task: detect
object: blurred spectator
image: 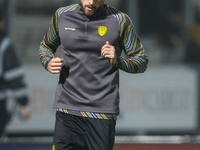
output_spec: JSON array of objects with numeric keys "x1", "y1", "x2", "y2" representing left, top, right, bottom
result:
[
  {"x1": 185, "y1": 8, "x2": 200, "y2": 64},
  {"x1": 138, "y1": 0, "x2": 185, "y2": 62},
  {"x1": 105, "y1": 0, "x2": 120, "y2": 8},
  {"x1": 0, "y1": 8, "x2": 30, "y2": 137},
  {"x1": 155, "y1": 0, "x2": 185, "y2": 62},
  {"x1": 156, "y1": 0, "x2": 185, "y2": 49}
]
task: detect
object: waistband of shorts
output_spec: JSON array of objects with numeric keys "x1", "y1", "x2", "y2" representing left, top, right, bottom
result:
[{"x1": 56, "y1": 108, "x2": 117, "y2": 120}]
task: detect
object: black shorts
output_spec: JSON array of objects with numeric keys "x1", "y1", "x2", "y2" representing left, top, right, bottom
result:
[{"x1": 52, "y1": 111, "x2": 116, "y2": 150}]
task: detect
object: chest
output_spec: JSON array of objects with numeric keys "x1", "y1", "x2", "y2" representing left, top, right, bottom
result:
[{"x1": 57, "y1": 12, "x2": 121, "y2": 53}]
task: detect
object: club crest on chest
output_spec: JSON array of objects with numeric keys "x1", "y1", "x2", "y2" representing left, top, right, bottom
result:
[{"x1": 98, "y1": 26, "x2": 108, "y2": 36}]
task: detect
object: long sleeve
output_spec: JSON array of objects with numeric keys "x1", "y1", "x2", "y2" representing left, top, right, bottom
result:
[
  {"x1": 39, "y1": 8, "x2": 61, "y2": 70},
  {"x1": 117, "y1": 13, "x2": 148, "y2": 73}
]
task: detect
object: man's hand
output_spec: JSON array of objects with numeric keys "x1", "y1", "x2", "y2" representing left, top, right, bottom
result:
[
  {"x1": 47, "y1": 57, "x2": 64, "y2": 74},
  {"x1": 101, "y1": 41, "x2": 117, "y2": 65}
]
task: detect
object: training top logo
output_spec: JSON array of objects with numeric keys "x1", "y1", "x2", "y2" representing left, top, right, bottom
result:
[
  {"x1": 98, "y1": 26, "x2": 108, "y2": 36},
  {"x1": 65, "y1": 27, "x2": 76, "y2": 31}
]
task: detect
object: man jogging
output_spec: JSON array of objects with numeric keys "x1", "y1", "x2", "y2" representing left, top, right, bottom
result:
[{"x1": 39, "y1": 0, "x2": 148, "y2": 149}]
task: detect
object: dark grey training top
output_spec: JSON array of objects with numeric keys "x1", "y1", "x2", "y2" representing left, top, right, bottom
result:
[{"x1": 39, "y1": 4, "x2": 148, "y2": 115}]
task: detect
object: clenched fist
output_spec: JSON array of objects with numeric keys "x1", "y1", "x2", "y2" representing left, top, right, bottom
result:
[
  {"x1": 101, "y1": 41, "x2": 117, "y2": 65},
  {"x1": 48, "y1": 57, "x2": 64, "y2": 74}
]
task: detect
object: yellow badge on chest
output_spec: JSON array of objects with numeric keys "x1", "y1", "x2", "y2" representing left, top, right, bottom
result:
[{"x1": 98, "y1": 26, "x2": 108, "y2": 36}]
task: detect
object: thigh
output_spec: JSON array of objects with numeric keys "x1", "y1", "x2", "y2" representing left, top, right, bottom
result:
[
  {"x1": 85, "y1": 118, "x2": 116, "y2": 150},
  {"x1": 52, "y1": 112, "x2": 86, "y2": 150}
]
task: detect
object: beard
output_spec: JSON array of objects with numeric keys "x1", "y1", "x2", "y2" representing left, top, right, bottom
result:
[{"x1": 79, "y1": 0, "x2": 100, "y2": 17}]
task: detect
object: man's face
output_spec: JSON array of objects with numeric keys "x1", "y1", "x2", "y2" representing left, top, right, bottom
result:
[{"x1": 80, "y1": 0, "x2": 105, "y2": 17}]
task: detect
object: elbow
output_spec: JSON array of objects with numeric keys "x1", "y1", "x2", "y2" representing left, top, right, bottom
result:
[
  {"x1": 142, "y1": 60, "x2": 148, "y2": 73},
  {"x1": 140, "y1": 66, "x2": 147, "y2": 73},
  {"x1": 138, "y1": 58, "x2": 149, "y2": 73}
]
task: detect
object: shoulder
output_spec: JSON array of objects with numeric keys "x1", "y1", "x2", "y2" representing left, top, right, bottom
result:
[
  {"x1": 55, "y1": 4, "x2": 79, "y2": 17},
  {"x1": 106, "y1": 5, "x2": 132, "y2": 24}
]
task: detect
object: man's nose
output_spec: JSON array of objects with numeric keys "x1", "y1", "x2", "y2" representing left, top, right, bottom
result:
[{"x1": 88, "y1": 0, "x2": 94, "y2": 5}]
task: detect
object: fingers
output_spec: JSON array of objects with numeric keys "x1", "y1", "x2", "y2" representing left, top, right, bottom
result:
[
  {"x1": 101, "y1": 41, "x2": 115, "y2": 58},
  {"x1": 101, "y1": 41, "x2": 110, "y2": 52},
  {"x1": 48, "y1": 57, "x2": 64, "y2": 74},
  {"x1": 51, "y1": 57, "x2": 64, "y2": 66},
  {"x1": 101, "y1": 41, "x2": 117, "y2": 65}
]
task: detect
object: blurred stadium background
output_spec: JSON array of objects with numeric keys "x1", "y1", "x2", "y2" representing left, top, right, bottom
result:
[{"x1": 1, "y1": 0, "x2": 200, "y2": 149}]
